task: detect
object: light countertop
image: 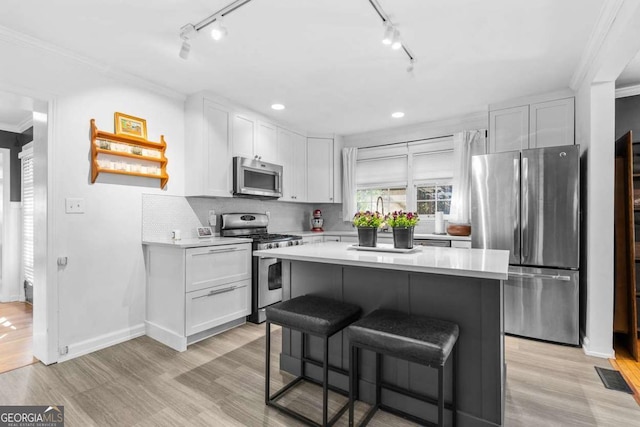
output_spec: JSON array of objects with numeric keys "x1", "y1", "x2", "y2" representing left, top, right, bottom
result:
[
  {"x1": 254, "y1": 241, "x2": 508, "y2": 280},
  {"x1": 280, "y1": 230, "x2": 472, "y2": 241},
  {"x1": 142, "y1": 237, "x2": 252, "y2": 248}
]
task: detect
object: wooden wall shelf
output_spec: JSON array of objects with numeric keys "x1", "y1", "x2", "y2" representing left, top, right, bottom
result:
[{"x1": 90, "y1": 119, "x2": 169, "y2": 188}]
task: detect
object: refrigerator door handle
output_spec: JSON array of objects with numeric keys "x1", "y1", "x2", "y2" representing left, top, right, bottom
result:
[
  {"x1": 521, "y1": 157, "x2": 529, "y2": 259},
  {"x1": 508, "y1": 271, "x2": 571, "y2": 281},
  {"x1": 513, "y1": 158, "x2": 521, "y2": 261}
]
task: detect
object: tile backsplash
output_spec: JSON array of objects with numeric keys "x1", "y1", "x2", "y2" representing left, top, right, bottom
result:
[
  {"x1": 187, "y1": 196, "x2": 352, "y2": 233},
  {"x1": 142, "y1": 194, "x2": 444, "y2": 240}
]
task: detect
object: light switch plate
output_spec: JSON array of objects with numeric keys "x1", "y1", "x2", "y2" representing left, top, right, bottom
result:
[{"x1": 65, "y1": 198, "x2": 85, "y2": 214}]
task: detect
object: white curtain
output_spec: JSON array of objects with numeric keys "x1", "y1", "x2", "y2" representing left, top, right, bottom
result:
[
  {"x1": 342, "y1": 147, "x2": 358, "y2": 221},
  {"x1": 449, "y1": 130, "x2": 487, "y2": 224}
]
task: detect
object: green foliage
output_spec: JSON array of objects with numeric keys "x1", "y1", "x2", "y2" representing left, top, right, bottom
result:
[
  {"x1": 352, "y1": 211, "x2": 384, "y2": 228},
  {"x1": 385, "y1": 210, "x2": 419, "y2": 228}
]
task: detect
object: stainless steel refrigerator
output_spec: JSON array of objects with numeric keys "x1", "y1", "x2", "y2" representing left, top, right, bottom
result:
[{"x1": 471, "y1": 145, "x2": 580, "y2": 345}]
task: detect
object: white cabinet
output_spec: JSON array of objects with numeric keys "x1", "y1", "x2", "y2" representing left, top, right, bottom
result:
[
  {"x1": 185, "y1": 96, "x2": 233, "y2": 197},
  {"x1": 451, "y1": 240, "x2": 472, "y2": 249},
  {"x1": 489, "y1": 105, "x2": 529, "y2": 153},
  {"x1": 302, "y1": 235, "x2": 325, "y2": 244},
  {"x1": 529, "y1": 98, "x2": 575, "y2": 149},
  {"x1": 307, "y1": 137, "x2": 334, "y2": 203},
  {"x1": 489, "y1": 98, "x2": 574, "y2": 153},
  {"x1": 232, "y1": 116, "x2": 278, "y2": 163},
  {"x1": 232, "y1": 114, "x2": 257, "y2": 160},
  {"x1": 256, "y1": 121, "x2": 278, "y2": 163},
  {"x1": 144, "y1": 242, "x2": 251, "y2": 351},
  {"x1": 278, "y1": 128, "x2": 307, "y2": 202}
]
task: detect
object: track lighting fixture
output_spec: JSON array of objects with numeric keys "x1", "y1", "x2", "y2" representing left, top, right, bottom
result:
[
  {"x1": 178, "y1": 24, "x2": 196, "y2": 60},
  {"x1": 178, "y1": 0, "x2": 254, "y2": 59},
  {"x1": 210, "y1": 17, "x2": 228, "y2": 41},
  {"x1": 369, "y1": 1, "x2": 415, "y2": 72},
  {"x1": 390, "y1": 29, "x2": 402, "y2": 50},
  {"x1": 382, "y1": 24, "x2": 393, "y2": 45}
]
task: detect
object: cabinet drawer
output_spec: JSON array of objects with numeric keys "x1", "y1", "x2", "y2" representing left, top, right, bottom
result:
[
  {"x1": 186, "y1": 279, "x2": 250, "y2": 336},
  {"x1": 451, "y1": 240, "x2": 472, "y2": 249},
  {"x1": 185, "y1": 244, "x2": 251, "y2": 292}
]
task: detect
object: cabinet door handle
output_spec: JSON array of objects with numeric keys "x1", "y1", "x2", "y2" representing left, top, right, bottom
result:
[{"x1": 196, "y1": 285, "x2": 237, "y2": 299}]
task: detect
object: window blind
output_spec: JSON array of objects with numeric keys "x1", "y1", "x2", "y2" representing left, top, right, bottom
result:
[
  {"x1": 413, "y1": 150, "x2": 454, "y2": 181},
  {"x1": 21, "y1": 148, "x2": 34, "y2": 286},
  {"x1": 356, "y1": 144, "x2": 408, "y2": 187}
]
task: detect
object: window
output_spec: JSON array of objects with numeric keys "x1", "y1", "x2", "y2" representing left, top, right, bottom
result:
[
  {"x1": 356, "y1": 187, "x2": 406, "y2": 214},
  {"x1": 416, "y1": 182, "x2": 452, "y2": 216}
]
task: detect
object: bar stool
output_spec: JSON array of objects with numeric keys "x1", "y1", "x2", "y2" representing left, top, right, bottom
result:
[
  {"x1": 265, "y1": 295, "x2": 361, "y2": 427},
  {"x1": 347, "y1": 309, "x2": 459, "y2": 427}
]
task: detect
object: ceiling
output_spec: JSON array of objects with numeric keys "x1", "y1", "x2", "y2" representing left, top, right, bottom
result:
[
  {"x1": 0, "y1": 0, "x2": 607, "y2": 135},
  {"x1": 618, "y1": 50, "x2": 640, "y2": 88}
]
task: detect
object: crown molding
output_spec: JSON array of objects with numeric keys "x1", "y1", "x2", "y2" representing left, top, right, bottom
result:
[
  {"x1": 17, "y1": 116, "x2": 33, "y2": 133},
  {"x1": 569, "y1": 0, "x2": 625, "y2": 90},
  {"x1": 0, "y1": 121, "x2": 20, "y2": 133},
  {"x1": 0, "y1": 25, "x2": 186, "y2": 102},
  {"x1": 616, "y1": 84, "x2": 640, "y2": 98}
]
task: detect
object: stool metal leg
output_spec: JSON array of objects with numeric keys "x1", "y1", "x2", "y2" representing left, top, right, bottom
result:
[
  {"x1": 438, "y1": 364, "x2": 444, "y2": 427},
  {"x1": 265, "y1": 321, "x2": 271, "y2": 405},
  {"x1": 349, "y1": 344, "x2": 355, "y2": 426},
  {"x1": 452, "y1": 344, "x2": 458, "y2": 427},
  {"x1": 323, "y1": 336, "x2": 329, "y2": 426}
]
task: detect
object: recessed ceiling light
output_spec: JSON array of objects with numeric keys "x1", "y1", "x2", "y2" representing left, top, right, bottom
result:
[
  {"x1": 271, "y1": 104, "x2": 285, "y2": 111},
  {"x1": 391, "y1": 112, "x2": 405, "y2": 118}
]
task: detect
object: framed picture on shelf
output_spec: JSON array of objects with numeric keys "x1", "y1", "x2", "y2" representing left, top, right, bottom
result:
[{"x1": 114, "y1": 112, "x2": 147, "y2": 140}]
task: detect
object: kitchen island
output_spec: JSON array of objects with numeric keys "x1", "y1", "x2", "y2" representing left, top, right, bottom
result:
[{"x1": 254, "y1": 241, "x2": 509, "y2": 427}]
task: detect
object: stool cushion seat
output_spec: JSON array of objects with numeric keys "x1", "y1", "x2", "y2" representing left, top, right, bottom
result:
[
  {"x1": 347, "y1": 309, "x2": 459, "y2": 366},
  {"x1": 266, "y1": 295, "x2": 361, "y2": 336}
]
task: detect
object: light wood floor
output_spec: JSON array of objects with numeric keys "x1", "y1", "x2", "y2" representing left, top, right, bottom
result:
[
  {"x1": 0, "y1": 302, "x2": 37, "y2": 374},
  {"x1": 0, "y1": 323, "x2": 638, "y2": 426},
  {"x1": 610, "y1": 336, "x2": 640, "y2": 405}
]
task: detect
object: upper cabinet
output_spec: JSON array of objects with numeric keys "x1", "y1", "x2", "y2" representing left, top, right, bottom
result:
[
  {"x1": 185, "y1": 96, "x2": 232, "y2": 197},
  {"x1": 489, "y1": 105, "x2": 529, "y2": 152},
  {"x1": 232, "y1": 114, "x2": 256, "y2": 160},
  {"x1": 278, "y1": 128, "x2": 307, "y2": 202},
  {"x1": 307, "y1": 137, "x2": 334, "y2": 203},
  {"x1": 185, "y1": 92, "x2": 341, "y2": 203},
  {"x1": 489, "y1": 97, "x2": 574, "y2": 153},
  {"x1": 231, "y1": 115, "x2": 278, "y2": 163}
]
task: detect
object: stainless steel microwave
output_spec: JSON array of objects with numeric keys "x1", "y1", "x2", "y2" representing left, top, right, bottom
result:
[{"x1": 233, "y1": 156, "x2": 283, "y2": 198}]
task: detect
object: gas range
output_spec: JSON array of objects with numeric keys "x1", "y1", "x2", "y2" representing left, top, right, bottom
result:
[
  {"x1": 220, "y1": 213, "x2": 303, "y2": 323},
  {"x1": 220, "y1": 213, "x2": 302, "y2": 249}
]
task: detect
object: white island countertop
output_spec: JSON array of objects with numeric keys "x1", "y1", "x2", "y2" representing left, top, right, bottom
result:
[{"x1": 254, "y1": 241, "x2": 509, "y2": 280}]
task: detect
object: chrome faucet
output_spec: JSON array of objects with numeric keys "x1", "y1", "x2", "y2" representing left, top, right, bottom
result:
[{"x1": 376, "y1": 196, "x2": 389, "y2": 231}]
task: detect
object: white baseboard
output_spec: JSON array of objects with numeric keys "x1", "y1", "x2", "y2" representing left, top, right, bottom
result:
[
  {"x1": 581, "y1": 336, "x2": 615, "y2": 359},
  {"x1": 58, "y1": 323, "x2": 145, "y2": 362},
  {"x1": 0, "y1": 294, "x2": 22, "y2": 303},
  {"x1": 145, "y1": 321, "x2": 187, "y2": 352}
]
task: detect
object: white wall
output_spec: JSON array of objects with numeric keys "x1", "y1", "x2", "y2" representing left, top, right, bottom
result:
[
  {"x1": 0, "y1": 29, "x2": 187, "y2": 362},
  {"x1": 53, "y1": 85, "x2": 185, "y2": 360}
]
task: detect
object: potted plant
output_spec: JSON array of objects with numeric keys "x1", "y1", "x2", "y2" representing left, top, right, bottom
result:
[
  {"x1": 353, "y1": 211, "x2": 384, "y2": 247},
  {"x1": 385, "y1": 210, "x2": 420, "y2": 249}
]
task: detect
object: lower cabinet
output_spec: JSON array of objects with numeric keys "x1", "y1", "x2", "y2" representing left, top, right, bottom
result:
[
  {"x1": 144, "y1": 242, "x2": 251, "y2": 351},
  {"x1": 451, "y1": 240, "x2": 472, "y2": 249}
]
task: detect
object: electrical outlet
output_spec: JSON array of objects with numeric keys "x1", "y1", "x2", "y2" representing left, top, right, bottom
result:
[
  {"x1": 65, "y1": 198, "x2": 85, "y2": 214},
  {"x1": 208, "y1": 210, "x2": 216, "y2": 226},
  {"x1": 59, "y1": 345, "x2": 68, "y2": 356}
]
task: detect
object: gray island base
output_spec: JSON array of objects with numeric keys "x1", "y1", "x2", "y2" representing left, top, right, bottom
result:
[{"x1": 254, "y1": 243, "x2": 509, "y2": 427}]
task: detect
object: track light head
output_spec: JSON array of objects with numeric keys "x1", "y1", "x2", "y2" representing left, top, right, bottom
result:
[
  {"x1": 211, "y1": 17, "x2": 228, "y2": 41},
  {"x1": 391, "y1": 29, "x2": 402, "y2": 50},
  {"x1": 178, "y1": 24, "x2": 196, "y2": 59},
  {"x1": 179, "y1": 39, "x2": 191, "y2": 60},
  {"x1": 382, "y1": 24, "x2": 393, "y2": 45}
]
